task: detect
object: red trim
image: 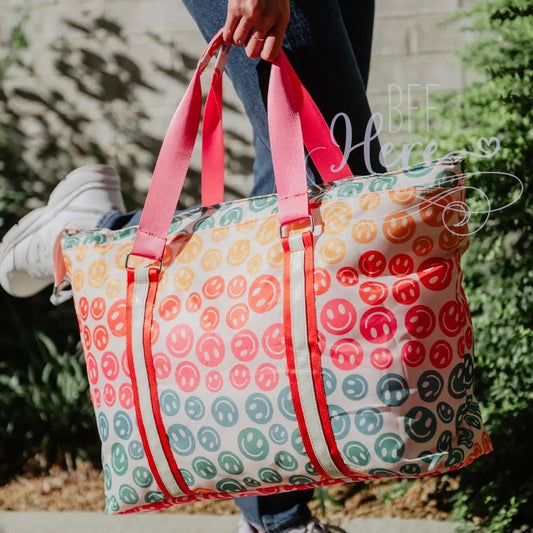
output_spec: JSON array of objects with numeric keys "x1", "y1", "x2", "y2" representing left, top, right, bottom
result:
[
  {"x1": 141, "y1": 267, "x2": 194, "y2": 496},
  {"x1": 282, "y1": 235, "x2": 329, "y2": 479},
  {"x1": 302, "y1": 232, "x2": 354, "y2": 477},
  {"x1": 126, "y1": 268, "x2": 173, "y2": 499}
]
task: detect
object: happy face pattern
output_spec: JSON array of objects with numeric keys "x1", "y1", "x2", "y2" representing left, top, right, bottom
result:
[{"x1": 60, "y1": 158, "x2": 492, "y2": 514}]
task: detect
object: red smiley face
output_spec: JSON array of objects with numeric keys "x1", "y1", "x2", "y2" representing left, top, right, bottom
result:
[
  {"x1": 91, "y1": 387, "x2": 101, "y2": 408},
  {"x1": 392, "y1": 278, "x2": 420, "y2": 305},
  {"x1": 83, "y1": 325, "x2": 92, "y2": 351},
  {"x1": 78, "y1": 296, "x2": 89, "y2": 321},
  {"x1": 90, "y1": 297, "x2": 107, "y2": 321},
  {"x1": 231, "y1": 330, "x2": 259, "y2": 362},
  {"x1": 158, "y1": 294, "x2": 181, "y2": 321},
  {"x1": 405, "y1": 305, "x2": 436, "y2": 339},
  {"x1": 359, "y1": 250, "x2": 387, "y2": 278},
  {"x1": 336, "y1": 266, "x2": 359, "y2": 287},
  {"x1": 359, "y1": 307, "x2": 397, "y2": 344},
  {"x1": 330, "y1": 339, "x2": 363, "y2": 370},
  {"x1": 429, "y1": 339, "x2": 453, "y2": 369},
  {"x1": 417, "y1": 258, "x2": 454, "y2": 292},
  {"x1": 121, "y1": 350, "x2": 131, "y2": 378},
  {"x1": 229, "y1": 364, "x2": 251, "y2": 390},
  {"x1": 359, "y1": 281, "x2": 388, "y2": 306},
  {"x1": 439, "y1": 300, "x2": 463, "y2": 337},
  {"x1": 401, "y1": 340, "x2": 426, "y2": 367},
  {"x1": 185, "y1": 292, "x2": 202, "y2": 313},
  {"x1": 388, "y1": 253, "x2": 414, "y2": 277},
  {"x1": 166, "y1": 324, "x2": 194, "y2": 358},
  {"x1": 200, "y1": 307, "x2": 220, "y2": 331},
  {"x1": 320, "y1": 299, "x2": 357, "y2": 335}
]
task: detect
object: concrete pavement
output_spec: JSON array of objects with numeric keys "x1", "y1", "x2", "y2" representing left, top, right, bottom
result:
[{"x1": 0, "y1": 512, "x2": 465, "y2": 533}]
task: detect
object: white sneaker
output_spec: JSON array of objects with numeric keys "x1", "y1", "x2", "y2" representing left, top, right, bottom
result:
[
  {"x1": 0, "y1": 164, "x2": 125, "y2": 298},
  {"x1": 284, "y1": 518, "x2": 347, "y2": 533}
]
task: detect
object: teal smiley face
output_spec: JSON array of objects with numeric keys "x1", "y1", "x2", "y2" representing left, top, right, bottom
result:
[
  {"x1": 185, "y1": 396, "x2": 206, "y2": 420},
  {"x1": 342, "y1": 374, "x2": 368, "y2": 401},
  {"x1": 111, "y1": 443, "x2": 128, "y2": 476},
  {"x1": 404, "y1": 406, "x2": 437, "y2": 443},
  {"x1": 354, "y1": 407, "x2": 384, "y2": 436},
  {"x1": 246, "y1": 393, "x2": 273, "y2": 424},
  {"x1": 375, "y1": 433, "x2": 405, "y2": 464},
  {"x1": 259, "y1": 467, "x2": 282, "y2": 484},
  {"x1": 132, "y1": 466, "x2": 153, "y2": 488},
  {"x1": 198, "y1": 426, "x2": 221, "y2": 452},
  {"x1": 212, "y1": 396, "x2": 239, "y2": 427},
  {"x1": 160, "y1": 389, "x2": 180, "y2": 417},
  {"x1": 167, "y1": 424, "x2": 196, "y2": 456},
  {"x1": 418, "y1": 370, "x2": 444, "y2": 403},
  {"x1": 277, "y1": 387, "x2": 296, "y2": 421},
  {"x1": 238, "y1": 428, "x2": 270, "y2": 462},
  {"x1": 113, "y1": 411, "x2": 133, "y2": 440},
  {"x1": 119, "y1": 484, "x2": 139, "y2": 505},
  {"x1": 275, "y1": 450, "x2": 298, "y2": 472},
  {"x1": 329, "y1": 405, "x2": 350, "y2": 440},
  {"x1": 128, "y1": 440, "x2": 145, "y2": 460},
  {"x1": 192, "y1": 456, "x2": 217, "y2": 480},
  {"x1": 218, "y1": 451, "x2": 244, "y2": 475},
  {"x1": 377, "y1": 374, "x2": 409, "y2": 407},
  {"x1": 343, "y1": 441, "x2": 370, "y2": 467},
  {"x1": 98, "y1": 413, "x2": 109, "y2": 442},
  {"x1": 269, "y1": 424, "x2": 288, "y2": 445}
]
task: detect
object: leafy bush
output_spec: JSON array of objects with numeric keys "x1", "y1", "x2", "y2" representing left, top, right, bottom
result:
[{"x1": 425, "y1": 0, "x2": 533, "y2": 530}]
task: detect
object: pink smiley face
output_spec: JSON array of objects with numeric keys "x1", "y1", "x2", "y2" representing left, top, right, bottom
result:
[
  {"x1": 255, "y1": 363, "x2": 279, "y2": 391},
  {"x1": 166, "y1": 324, "x2": 194, "y2": 358},
  {"x1": 196, "y1": 333, "x2": 225, "y2": 367},
  {"x1": 158, "y1": 294, "x2": 181, "y2": 321},
  {"x1": 370, "y1": 347, "x2": 394, "y2": 370},
  {"x1": 320, "y1": 299, "x2": 357, "y2": 335},
  {"x1": 90, "y1": 297, "x2": 107, "y2": 321},
  {"x1": 249, "y1": 275, "x2": 281, "y2": 314},
  {"x1": 150, "y1": 320, "x2": 160, "y2": 345},
  {"x1": 231, "y1": 330, "x2": 259, "y2": 362},
  {"x1": 205, "y1": 370, "x2": 224, "y2": 392},
  {"x1": 103, "y1": 383, "x2": 116, "y2": 406},
  {"x1": 185, "y1": 292, "x2": 202, "y2": 313},
  {"x1": 107, "y1": 299, "x2": 127, "y2": 337},
  {"x1": 388, "y1": 253, "x2": 414, "y2": 277},
  {"x1": 359, "y1": 250, "x2": 386, "y2": 278},
  {"x1": 121, "y1": 350, "x2": 131, "y2": 378},
  {"x1": 330, "y1": 339, "x2": 363, "y2": 370},
  {"x1": 227, "y1": 275, "x2": 247, "y2": 299},
  {"x1": 405, "y1": 305, "x2": 436, "y2": 339},
  {"x1": 153, "y1": 352, "x2": 172, "y2": 379},
  {"x1": 392, "y1": 278, "x2": 420, "y2": 305},
  {"x1": 314, "y1": 267, "x2": 331, "y2": 296},
  {"x1": 83, "y1": 325, "x2": 92, "y2": 351},
  {"x1": 101, "y1": 351, "x2": 119, "y2": 381},
  {"x1": 359, "y1": 307, "x2": 397, "y2": 344},
  {"x1": 229, "y1": 364, "x2": 251, "y2": 390},
  {"x1": 175, "y1": 362, "x2": 200, "y2": 392},
  {"x1": 401, "y1": 340, "x2": 426, "y2": 367},
  {"x1": 119, "y1": 383, "x2": 134, "y2": 410},
  {"x1": 91, "y1": 387, "x2": 101, "y2": 408},
  {"x1": 86, "y1": 352, "x2": 99, "y2": 385},
  {"x1": 200, "y1": 307, "x2": 221, "y2": 331},
  {"x1": 226, "y1": 303, "x2": 249, "y2": 330},
  {"x1": 262, "y1": 323, "x2": 286, "y2": 359}
]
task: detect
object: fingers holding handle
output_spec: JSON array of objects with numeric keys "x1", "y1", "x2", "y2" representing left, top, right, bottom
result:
[{"x1": 223, "y1": 0, "x2": 290, "y2": 61}]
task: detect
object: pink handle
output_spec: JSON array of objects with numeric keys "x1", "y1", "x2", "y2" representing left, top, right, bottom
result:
[{"x1": 132, "y1": 35, "x2": 350, "y2": 260}]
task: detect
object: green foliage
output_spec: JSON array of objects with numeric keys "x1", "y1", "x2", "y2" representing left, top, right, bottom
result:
[{"x1": 425, "y1": 0, "x2": 533, "y2": 530}]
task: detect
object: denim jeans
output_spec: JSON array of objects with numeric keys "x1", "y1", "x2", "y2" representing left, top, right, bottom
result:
[{"x1": 101, "y1": 2, "x2": 381, "y2": 531}]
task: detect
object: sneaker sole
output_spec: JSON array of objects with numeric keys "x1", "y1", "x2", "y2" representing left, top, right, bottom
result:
[{"x1": 0, "y1": 165, "x2": 121, "y2": 296}]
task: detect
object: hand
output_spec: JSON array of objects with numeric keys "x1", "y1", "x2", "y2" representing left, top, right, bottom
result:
[{"x1": 223, "y1": 0, "x2": 290, "y2": 61}]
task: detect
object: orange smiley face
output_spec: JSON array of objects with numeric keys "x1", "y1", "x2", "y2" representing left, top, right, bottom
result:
[
  {"x1": 318, "y1": 238, "x2": 346, "y2": 265},
  {"x1": 201, "y1": 249, "x2": 223, "y2": 271},
  {"x1": 255, "y1": 218, "x2": 278, "y2": 245},
  {"x1": 351, "y1": 219, "x2": 377, "y2": 244},
  {"x1": 227, "y1": 239, "x2": 251, "y2": 267},
  {"x1": 322, "y1": 201, "x2": 352, "y2": 234},
  {"x1": 173, "y1": 266, "x2": 195, "y2": 292},
  {"x1": 88, "y1": 260, "x2": 110, "y2": 288},
  {"x1": 383, "y1": 211, "x2": 416, "y2": 244}
]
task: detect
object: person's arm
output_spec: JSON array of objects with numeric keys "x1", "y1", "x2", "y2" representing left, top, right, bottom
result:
[{"x1": 222, "y1": 0, "x2": 290, "y2": 61}]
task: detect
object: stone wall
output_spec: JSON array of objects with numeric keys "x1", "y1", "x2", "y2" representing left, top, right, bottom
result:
[{"x1": 0, "y1": 0, "x2": 476, "y2": 197}]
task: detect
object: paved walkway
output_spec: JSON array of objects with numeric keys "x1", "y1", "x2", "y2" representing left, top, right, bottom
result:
[{"x1": 0, "y1": 512, "x2": 463, "y2": 533}]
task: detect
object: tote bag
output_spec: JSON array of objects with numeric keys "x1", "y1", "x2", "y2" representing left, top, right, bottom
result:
[{"x1": 56, "y1": 34, "x2": 492, "y2": 514}]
